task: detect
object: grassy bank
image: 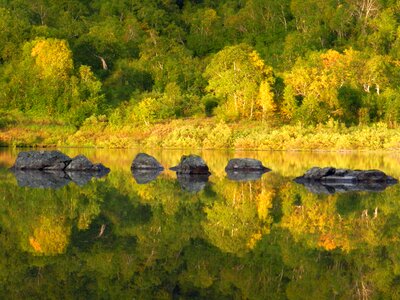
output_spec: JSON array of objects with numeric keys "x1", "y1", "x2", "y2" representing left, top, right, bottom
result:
[{"x1": 1, "y1": 112, "x2": 400, "y2": 151}]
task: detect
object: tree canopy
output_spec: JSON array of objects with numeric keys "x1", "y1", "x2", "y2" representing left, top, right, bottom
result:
[{"x1": 1, "y1": 0, "x2": 400, "y2": 128}]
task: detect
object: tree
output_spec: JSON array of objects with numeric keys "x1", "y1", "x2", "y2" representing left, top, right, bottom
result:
[
  {"x1": 0, "y1": 8, "x2": 29, "y2": 62},
  {"x1": 204, "y1": 44, "x2": 275, "y2": 120},
  {"x1": 31, "y1": 38, "x2": 73, "y2": 80}
]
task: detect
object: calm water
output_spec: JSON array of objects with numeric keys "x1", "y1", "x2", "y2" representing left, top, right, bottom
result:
[{"x1": 1, "y1": 148, "x2": 400, "y2": 299}]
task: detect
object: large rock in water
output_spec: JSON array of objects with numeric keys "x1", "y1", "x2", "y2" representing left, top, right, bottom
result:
[
  {"x1": 294, "y1": 167, "x2": 398, "y2": 193},
  {"x1": 295, "y1": 167, "x2": 397, "y2": 183},
  {"x1": 11, "y1": 150, "x2": 72, "y2": 170},
  {"x1": 225, "y1": 158, "x2": 270, "y2": 182},
  {"x1": 131, "y1": 153, "x2": 164, "y2": 170},
  {"x1": 11, "y1": 151, "x2": 110, "y2": 173},
  {"x1": 170, "y1": 155, "x2": 211, "y2": 175},
  {"x1": 225, "y1": 158, "x2": 270, "y2": 172},
  {"x1": 10, "y1": 151, "x2": 110, "y2": 189},
  {"x1": 65, "y1": 155, "x2": 109, "y2": 173}
]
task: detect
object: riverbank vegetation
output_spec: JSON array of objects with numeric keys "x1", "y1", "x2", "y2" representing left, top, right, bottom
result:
[{"x1": 2, "y1": 0, "x2": 400, "y2": 150}]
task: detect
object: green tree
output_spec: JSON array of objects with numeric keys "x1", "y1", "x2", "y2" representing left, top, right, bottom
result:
[{"x1": 204, "y1": 44, "x2": 275, "y2": 120}]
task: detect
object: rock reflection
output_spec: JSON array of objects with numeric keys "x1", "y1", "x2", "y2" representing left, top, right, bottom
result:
[
  {"x1": 294, "y1": 180, "x2": 397, "y2": 194},
  {"x1": 67, "y1": 171, "x2": 109, "y2": 186},
  {"x1": 12, "y1": 169, "x2": 109, "y2": 188},
  {"x1": 176, "y1": 174, "x2": 210, "y2": 193},
  {"x1": 132, "y1": 169, "x2": 162, "y2": 184},
  {"x1": 226, "y1": 170, "x2": 269, "y2": 182}
]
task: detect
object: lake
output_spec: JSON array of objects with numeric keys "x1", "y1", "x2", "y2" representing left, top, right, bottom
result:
[{"x1": 1, "y1": 148, "x2": 400, "y2": 299}]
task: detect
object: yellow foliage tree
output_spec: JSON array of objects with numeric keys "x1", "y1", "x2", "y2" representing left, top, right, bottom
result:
[
  {"x1": 31, "y1": 38, "x2": 73, "y2": 80},
  {"x1": 258, "y1": 80, "x2": 276, "y2": 121},
  {"x1": 204, "y1": 44, "x2": 275, "y2": 120}
]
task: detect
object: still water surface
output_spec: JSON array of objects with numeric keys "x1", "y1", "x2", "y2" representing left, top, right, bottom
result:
[{"x1": 1, "y1": 148, "x2": 400, "y2": 299}]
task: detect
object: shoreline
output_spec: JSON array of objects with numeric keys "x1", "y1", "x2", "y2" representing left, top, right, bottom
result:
[{"x1": 1, "y1": 117, "x2": 400, "y2": 152}]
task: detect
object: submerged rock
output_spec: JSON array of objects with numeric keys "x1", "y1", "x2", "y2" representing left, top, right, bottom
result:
[
  {"x1": 131, "y1": 153, "x2": 164, "y2": 170},
  {"x1": 132, "y1": 169, "x2": 162, "y2": 184},
  {"x1": 294, "y1": 167, "x2": 398, "y2": 194},
  {"x1": 170, "y1": 155, "x2": 211, "y2": 175},
  {"x1": 11, "y1": 150, "x2": 71, "y2": 170},
  {"x1": 176, "y1": 174, "x2": 209, "y2": 193},
  {"x1": 225, "y1": 158, "x2": 270, "y2": 172}
]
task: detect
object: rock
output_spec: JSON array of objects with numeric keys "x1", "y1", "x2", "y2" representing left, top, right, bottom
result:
[
  {"x1": 132, "y1": 169, "x2": 162, "y2": 184},
  {"x1": 300, "y1": 167, "x2": 336, "y2": 180},
  {"x1": 11, "y1": 150, "x2": 71, "y2": 170},
  {"x1": 170, "y1": 155, "x2": 211, "y2": 175},
  {"x1": 176, "y1": 174, "x2": 209, "y2": 193},
  {"x1": 10, "y1": 151, "x2": 110, "y2": 188},
  {"x1": 294, "y1": 167, "x2": 398, "y2": 193},
  {"x1": 11, "y1": 151, "x2": 110, "y2": 173},
  {"x1": 226, "y1": 170, "x2": 267, "y2": 182},
  {"x1": 131, "y1": 153, "x2": 164, "y2": 170},
  {"x1": 225, "y1": 158, "x2": 270, "y2": 172},
  {"x1": 65, "y1": 155, "x2": 110, "y2": 173}
]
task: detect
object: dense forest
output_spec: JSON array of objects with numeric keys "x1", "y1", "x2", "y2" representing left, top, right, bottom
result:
[{"x1": 2, "y1": 0, "x2": 400, "y2": 149}]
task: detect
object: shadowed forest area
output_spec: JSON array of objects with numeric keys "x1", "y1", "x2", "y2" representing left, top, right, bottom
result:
[{"x1": 2, "y1": 0, "x2": 400, "y2": 149}]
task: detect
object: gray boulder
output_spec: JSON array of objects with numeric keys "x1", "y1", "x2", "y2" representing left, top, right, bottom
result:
[
  {"x1": 131, "y1": 153, "x2": 164, "y2": 170},
  {"x1": 295, "y1": 167, "x2": 397, "y2": 186},
  {"x1": 225, "y1": 158, "x2": 270, "y2": 172},
  {"x1": 65, "y1": 155, "x2": 110, "y2": 173},
  {"x1": 11, "y1": 150, "x2": 71, "y2": 170},
  {"x1": 10, "y1": 151, "x2": 110, "y2": 188},
  {"x1": 300, "y1": 167, "x2": 336, "y2": 180},
  {"x1": 170, "y1": 155, "x2": 211, "y2": 175}
]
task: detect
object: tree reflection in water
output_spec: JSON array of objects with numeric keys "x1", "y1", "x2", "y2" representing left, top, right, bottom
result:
[{"x1": 0, "y1": 149, "x2": 400, "y2": 299}]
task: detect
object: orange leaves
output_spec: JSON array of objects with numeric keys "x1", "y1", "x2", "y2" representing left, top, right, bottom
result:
[
  {"x1": 29, "y1": 216, "x2": 70, "y2": 255},
  {"x1": 318, "y1": 234, "x2": 337, "y2": 250}
]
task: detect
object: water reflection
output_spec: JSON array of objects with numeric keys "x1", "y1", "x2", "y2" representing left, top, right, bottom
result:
[
  {"x1": 295, "y1": 180, "x2": 397, "y2": 194},
  {"x1": 226, "y1": 169, "x2": 269, "y2": 181},
  {"x1": 1, "y1": 148, "x2": 400, "y2": 299},
  {"x1": 176, "y1": 174, "x2": 210, "y2": 192},
  {"x1": 12, "y1": 170, "x2": 71, "y2": 189},
  {"x1": 131, "y1": 169, "x2": 162, "y2": 184},
  {"x1": 11, "y1": 169, "x2": 109, "y2": 188}
]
